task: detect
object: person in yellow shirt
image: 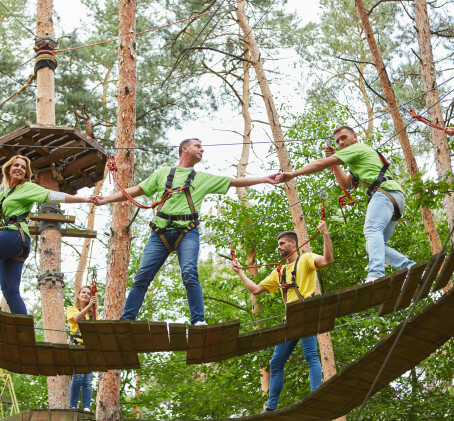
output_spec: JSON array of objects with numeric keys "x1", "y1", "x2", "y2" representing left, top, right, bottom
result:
[
  {"x1": 232, "y1": 221, "x2": 333, "y2": 412},
  {"x1": 67, "y1": 286, "x2": 97, "y2": 412}
]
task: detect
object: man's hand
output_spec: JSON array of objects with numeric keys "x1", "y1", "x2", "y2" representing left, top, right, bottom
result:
[
  {"x1": 318, "y1": 220, "x2": 328, "y2": 235},
  {"x1": 265, "y1": 173, "x2": 284, "y2": 185},
  {"x1": 90, "y1": 195, "x2": 108, "y2": 206},
  {"x1": 445, "y1": 127, "x2": 454, "y2": 136},
  {"x1": 276, "y1": 172, "x2": 295, "y2": 183},
  {"x1": 325, "y1": 145, "x2": 336, "y2": 157},
  {"x1": 232, "y1": 259, "x2": 242, "y2": 274}
]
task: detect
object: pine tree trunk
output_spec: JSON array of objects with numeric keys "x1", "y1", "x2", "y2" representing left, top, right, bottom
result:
[
  {"x1": 36, "y1": 0, "x2": 70, "y2": 408},
  {"x1": 236, "y1": 0, "x2": 339, "y2": 389},
  {"x1": 95, "y1": 1, "x2": 137, "y2": 419},
  {"x1": 355, "y1": 0, "x2": 442, "y2": 254},
  {"x1": 413, "y1": 0, "x2": 454, "y2": 242}
]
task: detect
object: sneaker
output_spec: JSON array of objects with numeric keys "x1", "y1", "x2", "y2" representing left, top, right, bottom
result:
[
  {"x1": 84, "y1": 408, "x2": 90, "y2": 412},
  {"x1": 261, "y1": 408, "x2": 274, "y2": 414},
  {"x1": 193, "y1": 320, "x2": 207, "y2": 326},
  {"x1": 365, "y1": 276, "x2": 378, "y2": 283}
]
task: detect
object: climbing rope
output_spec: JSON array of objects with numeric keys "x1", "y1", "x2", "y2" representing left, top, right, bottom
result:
[
  {"x1": 405, "y1": 108, "x2": 451, "y2": 133},
  {"x1": 91, "y1": 268, "x2": 98, "y2": 320}
]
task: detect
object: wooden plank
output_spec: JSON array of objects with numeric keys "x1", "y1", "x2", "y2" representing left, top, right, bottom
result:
[
  {"x1": 28, "y1": 225, "x2": 97, "y2": 238},
  {"x1": 417, "y1": 253, "x2": 445, "y2": 301},
  {"x1": 29, "y1": 213, "x2": 76, "y2": 224},
  {"x1": 318, "y1": 291, "x2": 339, "y2": 334},
  {"x1": 378, "y1": 269, "x2": 408, "y2": 316},
  {"x1": 186, "y1": 324, "x2": 208, "y2": 364},
  {"x1": 285, "y1": 299, "x2": 305, "y2": 327},
  {"x1": 148, "y1": 321, "x2": 170, "y2": 352},
  {"x1": 394, "y1": 261, "x2": 427, "y2": 311},
  {"x1": 369, "y1": 275, "x2": 392, "y2": 307},
  {"x1": 287, "y1": 297, "x2": 322, "y2": 341},
  {"x1": 350, "y1": 281, "x2": 375, "y2": 313},
  {"x1": 336, "y1": 286, "x2": 358, "y2": 317},
  {"x1": 168, "y1": 323, "x2": 187, "y2": 351},
  {"x1": 433, "y1": 248, "x2": 454, "y2": 291}
]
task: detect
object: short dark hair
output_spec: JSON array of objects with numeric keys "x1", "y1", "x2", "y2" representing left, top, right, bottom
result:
[
  {"x1": 333, "y1": 126, "x2": 356, "y2": 136},
  {"x1": 277, "y1": 231, "x2": 298, "y2": 247},
  {"x1": 178, "y1": 138, "x2": 201, "y2": 157}
]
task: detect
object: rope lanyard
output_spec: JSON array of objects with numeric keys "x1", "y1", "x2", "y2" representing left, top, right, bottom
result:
[
  {"x1": 405, "y1": 109, "x2": 449, "y2": 132},
  {"x1": 90, "y1": 268, "x2": 98, "y2": 320}
]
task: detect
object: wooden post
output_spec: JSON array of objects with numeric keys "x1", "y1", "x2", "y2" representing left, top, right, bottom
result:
[
  {"x1": 413, "y1": 0, "x2": 454, "y2": 240},
  {"x1": 355, "y1": 0, "x2": 442, "y2": 254},
  {"x1": 95, "y1": 0, "x2": 136, "y2": 420},
  {"x1": 236, "y1": 1, "x2": 340, "y2": 396},
  {"x1": 35, "y1": 0, "x2": 71, "y2": 408}
]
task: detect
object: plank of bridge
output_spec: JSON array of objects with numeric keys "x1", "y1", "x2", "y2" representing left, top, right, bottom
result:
[
  {"x1": 318, "y1": 291, "x2": 339, "y2": 333},
  {"x1": 336, "y1": 285, "x2": 358, "y2": 317},
  {"x1": 36, "y1": 344, "x2": 57, "y2": 376},
  {"x1": 285, "y1": 299, "x2": 305, "y2": 327},
  {"x1": 86, "y1": 348, "x2": 108, "y2": 372},
  {"x1": 417, "y1": 253, "x2": 446, "y2": 301},
  {"x1": 287, "y1": 297, "x2": 322, "y2": 341},
  {"x1": 369, "y1": 275, "x2": 392, "y2": 307},
  {"x1": 236, "y1": 331, "x2": 254, "y2": 357},
  {"x1": 433, "y1": 248, "x2": 454, "y2": 291},
  {"x1": 394, "y1": 261, "x2": 427, "y2": 311},
  {"x1": 168, "y1": 323, "x2": 187, "y2": 351},
  {"x1": 350, "y1": 281, "x2": 375, "y2": 313},
  {"x1": 78, "y1": 320, "x2": 103, "y2": 351},
  {"x1": 186, "y1": 324, "x2": 208, "y2": 364},
  {"x1": 148, "y1": 321, "x2": 170, "y2": 351},
  {"x1": 268, "y1": 323, "x2": 287, "y2": 347},
  {"x1": 90, "y1": 321, "x2": 119, "y2": 352},
  {"x1": 205, "y1": 320, "x2": 240, "y2": 363},
  {"x1": 378, "y1": 270, "x2": 408, "y2": 316},
  {"x1": 120, "y1": 351, "x2": 141, "y2": 369},
  {"x1": 53, "y1": 344, "x2": 76, "y2": 376}
]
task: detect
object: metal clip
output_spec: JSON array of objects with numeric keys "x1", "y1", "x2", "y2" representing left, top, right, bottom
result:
[{"x1": 320, "y1": 187, "x2": 327, "y2": 199}]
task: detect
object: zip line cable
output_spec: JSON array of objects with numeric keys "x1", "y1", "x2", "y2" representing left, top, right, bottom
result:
[{"x1": 0, "y1": 0, "x2": 36, "y2": 37}]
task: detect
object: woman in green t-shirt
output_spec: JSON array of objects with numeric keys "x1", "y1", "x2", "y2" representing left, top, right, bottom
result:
[{"x1": 0, "y1": 155, "x2": 90, "y2": 314}]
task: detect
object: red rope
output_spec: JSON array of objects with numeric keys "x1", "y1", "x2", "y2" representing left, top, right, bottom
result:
[
  {"x1": 332, "y1": 166, "x2": 356, "y2": 207},
  {"x1": 90, "y1": 270, "x2": 98, "y2": 320},
  {"x1": 405, "y1": 109, "x2": 446, "y2": 132},
  {"x1": 107, "y1": 156, "x2": 154, "y2": 209}
]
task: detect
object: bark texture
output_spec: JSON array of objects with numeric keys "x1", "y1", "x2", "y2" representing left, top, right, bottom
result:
[
  {"x1": 96, "y1": 1, "x2": 137, "y2": 420},
  {"x1": 414, "y1": 0, "x2": 454, "y2": 239},
  {"x1": 236, "y1": 1, "x2": 339, "y2": 387},
  {"x1": 36, "y1": 0, "x2": 70, "y2": 408},
  {"x1": 355, "y1": 0, "x2": 442, "y2": 254}
]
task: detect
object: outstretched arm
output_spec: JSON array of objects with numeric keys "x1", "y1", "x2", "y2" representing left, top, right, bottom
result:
[
  {"x1": 90, "y1": 185, "x2": 145, "y2": 206},
  {"x1": 313, "y1": 220, "x2": 334, "y2": 269},
  {"x1": 232, "y1": 260, "x2": 267, "y2": 295},
  {"x1": 278, "y1": 156, "x2": 343, "y2": 182},
  {"x1": 229, "y1": 173, "x2": 281, "y2": 188}
]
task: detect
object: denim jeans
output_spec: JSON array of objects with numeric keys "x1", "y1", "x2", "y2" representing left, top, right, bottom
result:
[
  {"x1": 69, "y1": 372, "x2": 93, "y2": 408},
  {"x1": 266, "y1": 335, "x2": 322, "y2": 410},
  {"x1": 0, "y1": 230, "x2": 30, "y2": 315},
  {"x1": 121, "y1": 228, "x2": 204, "y2": 324},
  {"x1": 363, "y1": 190, "x2": 415, "y2": 278}
]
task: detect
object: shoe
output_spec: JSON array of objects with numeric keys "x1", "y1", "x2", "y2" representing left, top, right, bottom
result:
[
  {"x1": 261, "y1": 408, "x2": 274, "y2": 413},
  {"x1": 84, "y1": 408, "x2": 90, "y2": 412},
  {"x1": 193, "y1": 320, "x2": 207, "y2": 326},
  {"x1": 365, "y1": 276, "x2": 378, "y2": 283}
]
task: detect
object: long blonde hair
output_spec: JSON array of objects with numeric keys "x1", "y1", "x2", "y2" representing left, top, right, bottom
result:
[{"x1": 1, "y1": 155, "x2": 32, "y2": 190}]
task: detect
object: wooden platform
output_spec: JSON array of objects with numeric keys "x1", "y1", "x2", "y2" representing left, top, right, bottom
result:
[
  {"x1": 8, "y1": 266, "x2": 454, "y2": 420},
  {"x1": 0, "y1": 251, "x2": 451, "y2": 376},
  {"x1": 0, "y1": 125, "x2": 106, "y2": 194}
]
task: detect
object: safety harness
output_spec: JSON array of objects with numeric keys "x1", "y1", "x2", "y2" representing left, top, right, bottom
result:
[
  {"x1": 350, "y1": 150, "x2": 401, "y2": 221},
  {"x1": 280, "y1": 255, "x2": 304, "y2": 303},
  {"x1": 149, "y1": 167, "x2": 199, "y2": 253},
  {"x1": 0, "y1": 186, "x2": 30, "y2": 262}
]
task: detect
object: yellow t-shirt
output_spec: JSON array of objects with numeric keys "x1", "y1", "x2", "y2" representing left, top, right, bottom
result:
[
  {"x1": 260, "y1": 253, "x2": 319, "y2": 303},
  {"x1": 66, "y1": 306, "x2": 96, "y2": 345}
]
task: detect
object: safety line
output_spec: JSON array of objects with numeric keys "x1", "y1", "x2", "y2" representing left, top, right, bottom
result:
[
  {"x1": 55, "y1": 0, "x2": 243, "y2": 53},
  {"x1": 353, "y1": 225, "x2": 454, "y2": 420},
  {"x1": 0, "y1": 0, "x2": 36, "y2": 37}
]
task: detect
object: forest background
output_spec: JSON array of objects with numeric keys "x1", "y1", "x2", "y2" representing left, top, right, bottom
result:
[{"x1": 0, "y1": 0, "x2": 453, "y2": 419}]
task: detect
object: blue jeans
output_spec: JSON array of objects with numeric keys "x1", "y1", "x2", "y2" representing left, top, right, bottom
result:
[
  {"x1": 0, "y1": 229, "x2": 30, "y2": 315},
  {"x1": 121, "y1": 228, "x2": 204, "y2": 324},
  {"x1": 266, "y1": 335, "x2": 322, "y2": 410},
  {"x1": 70, "y1": 372, "x2": 93, "y2": 408},
  {"x1": 363, "y1": 190, "x2": 415, "y2": 278}
]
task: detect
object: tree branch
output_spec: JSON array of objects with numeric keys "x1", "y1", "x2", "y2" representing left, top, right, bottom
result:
[{"x1": 203, "y1": 295, "x2": 249, "y2": 312}]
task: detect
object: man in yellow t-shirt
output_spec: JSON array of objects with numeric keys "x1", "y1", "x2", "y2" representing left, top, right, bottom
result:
[{"x1": 232, "y1": 221, "x2": 333, "y2": 412}]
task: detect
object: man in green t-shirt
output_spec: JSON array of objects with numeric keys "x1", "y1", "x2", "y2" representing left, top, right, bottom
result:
[
  {"x1": 91, "y1": 138, "x2": 281, "y2": 324},
  {"x1": 279, "y1": 126, "x2": 414, "y2": 283}
]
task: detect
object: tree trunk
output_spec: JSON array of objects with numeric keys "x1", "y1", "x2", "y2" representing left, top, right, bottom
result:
[
  {"x1": 413, "y1": 0, "x2": 454, "y2": 242},
  {"x1": 36, "y1": 0, "x2": 71, "y2": 408},
  {"x1": 96, "y1": 1, "x2": 137, "y2": 420},
  {"x1": 236, "y1": 1, "x2": 339, "y2": 390},
  {"x1": 355, "y1": 0, "x2": 442, "y2": 254}
]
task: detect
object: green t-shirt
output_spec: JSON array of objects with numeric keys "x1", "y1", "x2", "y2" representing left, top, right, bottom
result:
[
  {"x1": 333, "y1": 143, "x2": 403, "y2": 194},
  {"x1": 139, "y1": 167, "x2": 231, "y2": 230},
  {"x1": 0, "y1": 182, "x2": 51, "y2": 238}
]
